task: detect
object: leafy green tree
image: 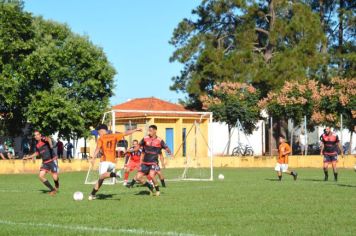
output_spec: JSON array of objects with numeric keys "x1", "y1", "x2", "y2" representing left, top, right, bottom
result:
[
  {"x1": 0, "y1": 3, "x2": 116, "y2": 139},
  {"x1": 307, "y1": 0, "x2": 356, "y2": 80},
  {"x1": 0, "y1": 2, "x2": 35, "y2": 136},
  {"x1": 170, "y1": 0, "x2": 325, "y2": 109}
]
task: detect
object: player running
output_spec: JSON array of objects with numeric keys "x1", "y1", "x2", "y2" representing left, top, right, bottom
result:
[
  {"x1": 320, "y1": 126, "x2": 343, "y2": 181},
  {"x1": 23, "y1": 131, "x2": 59, "y2": 196},
  {"x1": 123, "y1": 140, "x2": 142, "y2": 186},
  {"x1": 274, "y1": 135, "x2": 298, "y2": 181},
  {"x1": 127, "y1": 125, "x2": 172, "y2": 196},
  {"x1": 88, "y1": 124, "x2": 141, "y2": 200}
]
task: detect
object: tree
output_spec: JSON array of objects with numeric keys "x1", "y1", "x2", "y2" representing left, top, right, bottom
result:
[
  {"x1": 0, "y1": 2, "x2": 36, "y2": 136},
  {"x1": 307, "y1": 0, "x2": 356, "y2": 80},
  {"x1": 0, "y1": 3, "x2": 116, "y2": 138},
  {"x1": 169, "y1": 0, "x2": 325, "y2": 109},
  {"x1": 200, "y1": 81, "x2": 261, "y2": 153},
  {"x1": 258, "y1": 77, "x2": 356, "y2": 132}
]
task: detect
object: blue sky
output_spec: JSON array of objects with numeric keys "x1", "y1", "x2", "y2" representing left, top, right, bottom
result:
[{"x1": 24, "y1": 0, "x2": 199, "y2": 105}]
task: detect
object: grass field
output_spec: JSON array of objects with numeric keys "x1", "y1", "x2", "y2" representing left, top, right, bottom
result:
[{"x1": 0, "y1": 168, "x2": 356, "y2": 236}]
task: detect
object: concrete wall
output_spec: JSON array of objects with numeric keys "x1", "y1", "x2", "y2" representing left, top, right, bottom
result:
[{"x1": 1, "y1": 155, "x2": 355, "y2": 174}]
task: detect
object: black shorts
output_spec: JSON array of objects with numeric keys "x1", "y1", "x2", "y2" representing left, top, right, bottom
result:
[
  {"x1": 139, "y1": 164, "x2": 156, "y2": 175},
  {"x1": 40, "y1": 161, "x2": 58, "y2": 173}
]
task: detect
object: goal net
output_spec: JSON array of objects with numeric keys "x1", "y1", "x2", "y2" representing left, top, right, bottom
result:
[{"x1": 84, "y1": 109, "x2": 214, "y2": 184}]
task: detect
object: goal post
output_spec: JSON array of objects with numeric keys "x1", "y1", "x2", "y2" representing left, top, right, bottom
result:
[{"x1": 86, "y1": 109, "x2": 214, "y2": 183}]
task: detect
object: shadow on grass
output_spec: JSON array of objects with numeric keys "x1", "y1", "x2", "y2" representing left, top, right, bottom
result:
[
  {"x1": 337, "y1": 184, "x2": 356, "y2": 188},
  {"x1": 134, "y1": 190, "x2": 151, "y2": 196},
  {"x1": 264, "y1": 178, "x2": 280, "y2": 182},
  {"x1": 38, "y1": 189, "x2": 50, "y2": 194},
  {"x1": 96, "y1": 193, "x2": 120, "y2": 200},
  {"x1": 300, "y1": 178, "x2": 325, "y2": 182}
]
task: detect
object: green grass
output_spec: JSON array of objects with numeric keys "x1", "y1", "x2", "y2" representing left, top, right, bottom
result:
[{"x1": 0, "y1": 168, "x2": 356, "y2": 236}]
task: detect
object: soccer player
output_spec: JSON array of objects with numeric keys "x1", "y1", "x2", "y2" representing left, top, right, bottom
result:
[
  {"x1": 123, "y1": 140, "x2": 142, "y2": 186},
  {"x1": 23, "y1": 131, "x2": 59, "y2": 196},
  {"x1": 88, "y1": 124, "x2": 142, "y2": 200},
  {"x1": 320, "y1": 126, "x2": 343, "y2": 181},
  {"x1": 127, "y1": 125, "x2": 172, "y2": 196},
  {"x1": 274, "y1": 135, "x2": 298, "y2": 181}
]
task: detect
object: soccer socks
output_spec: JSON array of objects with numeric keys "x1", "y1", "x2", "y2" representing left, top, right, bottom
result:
[
  {"x1": 323, "y1": 169, "x2": 329, "y2": 181},
  {"x1": 43, "y1": 180, "x2": 55, "y2": 191},
  {"x1": 124, "y1": 172, "x2": 129, "y2": 181},
  {"x1": 278, "y1": 175, "x2": 282, "y2": 181},
  {"x1": 143, "y1": 182, "x2": 154, "y2": 192},
  {"x1": 126, "y1": 179, "x2": 136, "y2": 188},
  {"x1": 291, "y1": 171, "x2": 298, "y2": 181},
  {"x1": 155, "y1": 185, "x2": 160, "y2": 192},
  {"x1": 91, "y1": 188, "x2": 98, "y2": 196},
  {"x1": 334, "y1": 172, "x2": 338, "y2": 181},
  {"x1": 54, "y1": 179, "x2": 59, "y2": 189},
  {"x1": 91, "y1": 179, "x2": 104, "y2": 196},
  {"x1": 160, "y1": 179, "x2": 166, "y2": 187}
]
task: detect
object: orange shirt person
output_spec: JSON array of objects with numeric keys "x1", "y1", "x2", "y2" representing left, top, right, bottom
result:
[
  {"x1": 88, "y1": 124, "x2": 142, "y2": 200},
  {"x1": 274, "y1": 135, "x2": 298, "y2": 181}
]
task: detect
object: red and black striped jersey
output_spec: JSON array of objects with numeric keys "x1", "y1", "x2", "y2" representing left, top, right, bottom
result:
[
  {"x1": 140, "y1": 136, "x2": 168, "y2": 164},
  {"x1": 320, "y1": 133, "x2": 339, "y2": 156}
]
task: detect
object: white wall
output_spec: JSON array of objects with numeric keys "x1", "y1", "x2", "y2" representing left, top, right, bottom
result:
[{"x1": 211, "y1": 120, "x2": 264, "y2": 156}]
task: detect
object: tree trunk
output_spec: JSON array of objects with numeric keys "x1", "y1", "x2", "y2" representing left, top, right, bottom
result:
[
  {"x1": 227, "y1": 124, "x2": 232, "y2": 155},
  {"x1": 338, "y1": 0, "x2": 345, "y2": 73},
  {"x1": 349, "y1": 131, "x2": 353, "y2": 154},
  {"x1": 264, "y1": 0, "x2": 275, "y2": 63},
  {"x1": 319, "y1": 0, "x2": 328, "y2": 81}
]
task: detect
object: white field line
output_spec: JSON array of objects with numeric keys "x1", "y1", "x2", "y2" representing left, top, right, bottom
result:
[{"x1": 0, "y1": 219, "x2": 208, "y2": 236}]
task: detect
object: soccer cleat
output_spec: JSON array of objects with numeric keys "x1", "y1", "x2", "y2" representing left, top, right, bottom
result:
[
  {"x1": 48, "y1": 190, "x2": 57, "y2": 196},
  {"x1": 324, "y1": 176, "x2": 328, "y2": 181},
  {"x1": 88, "y1": 195, "x2": 96, "y2": 200},
  {"x1": 116, "y1": 170, "x2": 122, "y2": 179},
  {"x1": 123, "y1": 181, "x2": 128, "y2": 186}
]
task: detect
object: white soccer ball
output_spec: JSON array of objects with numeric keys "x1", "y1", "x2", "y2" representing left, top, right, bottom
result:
[
  {"x1": 218, "y1": 174, "x2": 225, "y2": 180},
  {"x1": 73, "y1": 191, "x2": 84, "y2": 201}
]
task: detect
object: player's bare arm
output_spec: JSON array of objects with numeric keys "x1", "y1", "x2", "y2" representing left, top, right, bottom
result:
[
  {"x1": 159, "y1": 153, "x2": 166, "y2": 168},
  {"x1": 124, "y1": 128, "x2": 142, "y2": 136},
  {"x1": 23, "y1": 152, "x2": 37, "y2": 161},
  {"x1": 90, "y1": 145, "x2": 101, "y2": 165},
  {"x1": 338, "y1": 142, "x2": 344, "y2": 157}
]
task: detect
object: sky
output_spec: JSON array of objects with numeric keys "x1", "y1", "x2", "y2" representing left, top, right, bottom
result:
[{"x1": 24, "y1": 0, "x2": 199, "y2": 105}]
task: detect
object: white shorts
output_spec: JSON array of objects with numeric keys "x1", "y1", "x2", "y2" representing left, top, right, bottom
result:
[
  {"x1": 274, "y1": 163, "x2": 288, "y2": 172},
  {"x1": 99, "y1": 161, "x2": 116, "y2": 175}
]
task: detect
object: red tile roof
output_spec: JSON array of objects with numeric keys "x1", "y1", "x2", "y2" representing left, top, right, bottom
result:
[{"x1": 111, "y1": 97, "x2": 204, "y2": 118}]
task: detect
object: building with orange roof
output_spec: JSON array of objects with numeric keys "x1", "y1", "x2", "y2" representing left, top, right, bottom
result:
[{"x1": 102, "y1": 97, "x2": 212, "y2": 159}]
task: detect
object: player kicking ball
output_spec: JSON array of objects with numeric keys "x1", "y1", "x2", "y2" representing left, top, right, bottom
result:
[
  {"x1": 23, "y1": 131, "x2": 59, "y2": 196},
  {"x1": 127, "y1": 125, "x2": 172, "y2": 196},
  {"x1": 123, "y1": 140, "x2": 142, "y2": 186},
  {"x1": 274, "y1": 135, "x2": 298, "y2": 181},
  {"x1": 88, "y1": 124, "x2": 142, "y2": 200}
]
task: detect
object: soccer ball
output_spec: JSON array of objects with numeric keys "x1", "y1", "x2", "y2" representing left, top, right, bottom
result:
[
  {"x1": 218, "y1": 174, "x2": 225, "y2": 180},
  {"x1": 73, "y1": 191, "x2": 84, "y2": 201}
]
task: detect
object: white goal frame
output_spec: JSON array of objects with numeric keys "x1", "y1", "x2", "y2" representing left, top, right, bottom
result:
[{"x1": 102, "y1": 109, "x2": 214, "y2": 181}]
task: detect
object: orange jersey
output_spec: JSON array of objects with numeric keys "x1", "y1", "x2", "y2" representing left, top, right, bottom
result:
[
  {"x1": 278, "y1": 142, "x2": 291, "y2": 164},
  {"x1": 98, "y1": 133, "x2": 124, "y2": 163}
]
